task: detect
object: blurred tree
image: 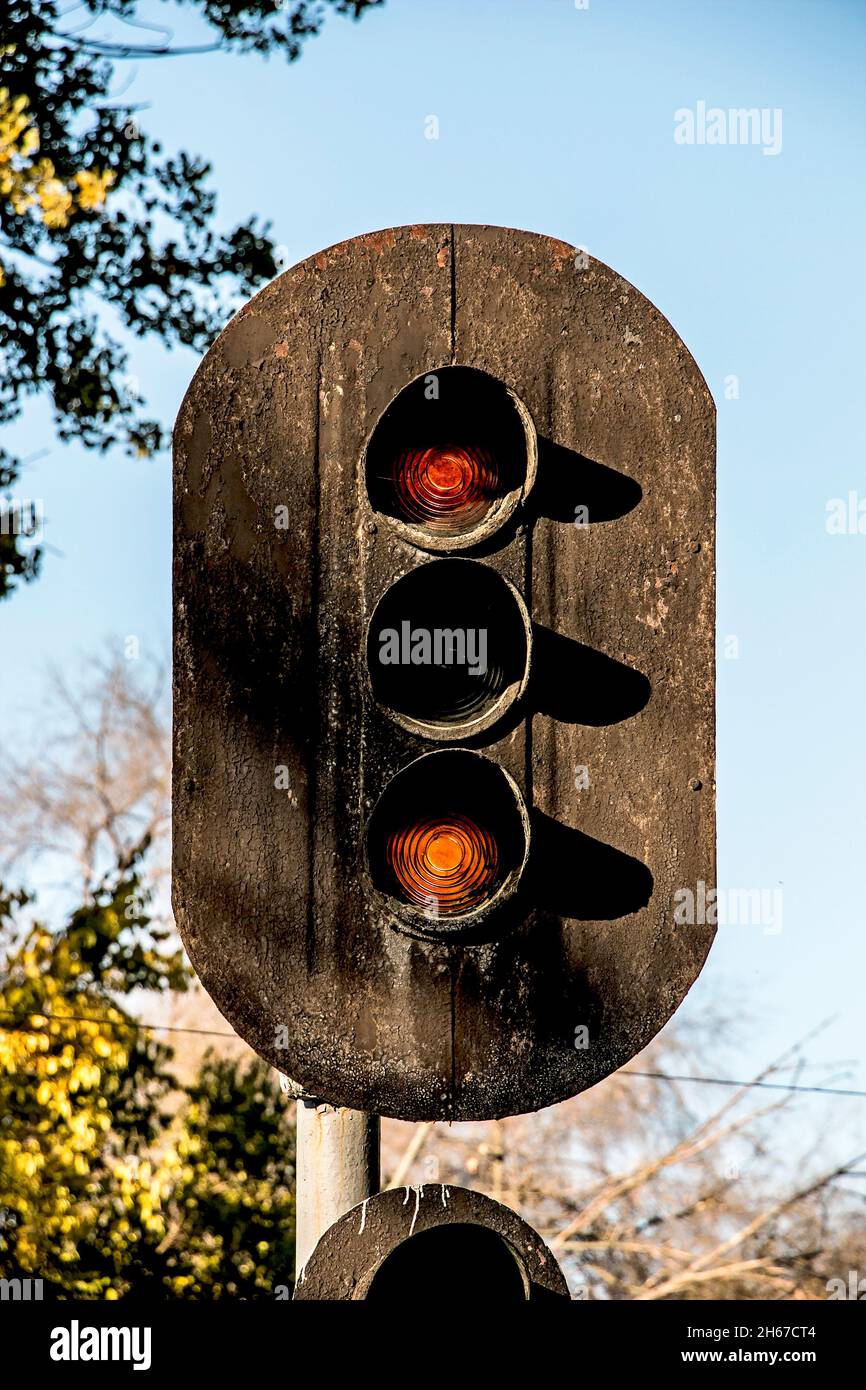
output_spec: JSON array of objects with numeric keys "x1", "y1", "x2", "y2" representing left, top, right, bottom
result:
[
  {"x1": 145, "y1": 1053, "x2": 296, "y2": 1297},
  {"x1": 0, "y1": 852, "x2": 295, "y2": 1296},
  {"x1": 381, "y1": 1026, "x2": 866, "y2": 1301},
  {"x1": 0, "y1": 640, "x2": 244, "y2": 1073},
  {"x1": 0, "y1": 645, "x2": 170, "y2": 898},
  {"x1": 0, "y1": 849, "x2": 186, "y2": 1295},
  {"x1": 0, "y1": 0, "x2": 384, "y2": 597}
]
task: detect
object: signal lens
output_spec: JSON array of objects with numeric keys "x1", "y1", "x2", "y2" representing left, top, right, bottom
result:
[
  {"x1": 391, "y1": 444, "x2": 499, "y2": 532},
  {"x1": 364, "y1": 367, "x2": 536, "y2": 549},
  {"x1": 366, "y1": 558, "x2": 530, "y2": 737},
  {"x1": 386, "y1": 814, "x2": 500, "y2": 915},
  {"x1": 367, "y1": 750, "x2": 530, "y2": 932}
]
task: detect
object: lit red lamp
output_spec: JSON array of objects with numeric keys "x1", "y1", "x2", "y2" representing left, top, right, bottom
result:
[{"x1": 390, "y1": 444, "x2": 499, "y2": 532}]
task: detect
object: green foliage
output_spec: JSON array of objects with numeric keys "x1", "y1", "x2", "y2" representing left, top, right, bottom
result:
[
  {"x1": 0, "y1": 853, "x2": 295, "y2": 1297},
  {"x1": 0, "y1": 0, "x2": 383, "y2": 597},
  {"x1": 151, "y1": 1054, "x2": 296, "y2": 1297},
  {"x1": 0, "y1": 850, "x2": 185, "y2": 1292}
]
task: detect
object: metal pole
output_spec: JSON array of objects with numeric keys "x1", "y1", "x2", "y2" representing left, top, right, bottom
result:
[{"x1": 295, "y1": 1098, "x2": 380, "y2": 1278}]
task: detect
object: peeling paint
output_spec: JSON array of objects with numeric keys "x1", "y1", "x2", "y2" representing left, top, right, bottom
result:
[{"x1": 408, "y1": 1186, "x2": 422, "y2": 1238}]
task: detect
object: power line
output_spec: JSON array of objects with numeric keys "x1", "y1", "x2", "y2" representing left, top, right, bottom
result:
[
  {"x1": 0, "y1": 1008, "x2": 863, "y2": 1100},
  {"x1": 0, "y1": 1008, "x2": 238, "y2": 1040},
  {"x1": 623, "y1": 1069, "x2": 866, "y2": 1100}
]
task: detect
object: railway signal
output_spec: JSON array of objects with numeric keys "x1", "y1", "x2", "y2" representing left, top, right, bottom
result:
[{"x1": 173, "y1": 223, "x2": 716, "y2": 1122}]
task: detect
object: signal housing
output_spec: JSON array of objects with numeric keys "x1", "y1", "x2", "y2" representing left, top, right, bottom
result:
[{"x1": 173, "y1": 224, "x2": 716, "y2": 1121}]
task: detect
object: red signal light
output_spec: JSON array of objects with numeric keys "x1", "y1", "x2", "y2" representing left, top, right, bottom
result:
[
  {"x1": 390, "y1": 444, "x2": 499, "y2": 532},
  {"x1": 364, "y1": 367, "x2": 537, "y2": 550}
]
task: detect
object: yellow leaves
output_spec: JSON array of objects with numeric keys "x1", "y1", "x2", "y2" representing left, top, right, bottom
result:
[
  {"x1": 68, "y1": 1058, "x2": 102, "y2": 1092},
  {"x1": 0, "y1": 87, "x2": 115, "y2": 246},
  {"x1": 102, "y1": 908, "x2": 121, "y2": 940},
  {"x1": 73, "y1": 167, "x2": 116, "y2": 210},
  {"x1": 15, "y1": 1150, "x2": 40, "y2": 1179},
  {"x1": 15, "y1": 1235, "x2": 38, "y2": 1267},
  {"x1": 38, "y1": 174, "x2": 73, "y2": 227},
  {"x1": 0, "y1": 89, "x2": 39, "y2": 164},
  {"x1": 21, "y1": 951, "x2": 40, "y2": 981},
  {"x1": 3, "y1": 920, "x2": 295, "y2": 1297}
]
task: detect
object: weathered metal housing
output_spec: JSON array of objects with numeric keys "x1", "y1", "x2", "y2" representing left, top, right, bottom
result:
[
  {"x1": 173, "y1": 224, "x2": 716, "y2": 1121},
  {"x1": 292, "y1": 1186, "x2": 569, "y2": 1301}
]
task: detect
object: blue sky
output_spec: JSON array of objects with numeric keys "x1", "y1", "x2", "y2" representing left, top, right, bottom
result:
[{"x1": 3, "y1": 0, "x2": 866, "y2": 1143}]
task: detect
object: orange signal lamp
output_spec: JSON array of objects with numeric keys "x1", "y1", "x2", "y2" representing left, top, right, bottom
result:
[{"x1": 385, "y1": 814, "x2": 499, "y2": 915}]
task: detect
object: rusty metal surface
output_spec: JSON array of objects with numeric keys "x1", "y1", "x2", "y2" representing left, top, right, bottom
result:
[
  {"x1": 292, "y1": 1185, "x2": 570, "y2": 1301},
  {"x1": 173, "y1": 224, "x2": 716, "y2": 1121}
]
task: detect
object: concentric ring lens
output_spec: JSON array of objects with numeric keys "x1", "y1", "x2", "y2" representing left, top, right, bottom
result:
[
  {"x1": 366, "y1": 558, "x2": 530, "y2": 736},
  {"x1": 386, "y1": 813, "x2": 500, "y2": 915},
  {"x1": 367, "y1": 750, "x2": 530, "y2": 931},
  {"x1": 365, "y1": 367, "x2": 536, "y2": 548},
  {"x1": 390, "y1": 444, "x2": 499, "y2": 533}
]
